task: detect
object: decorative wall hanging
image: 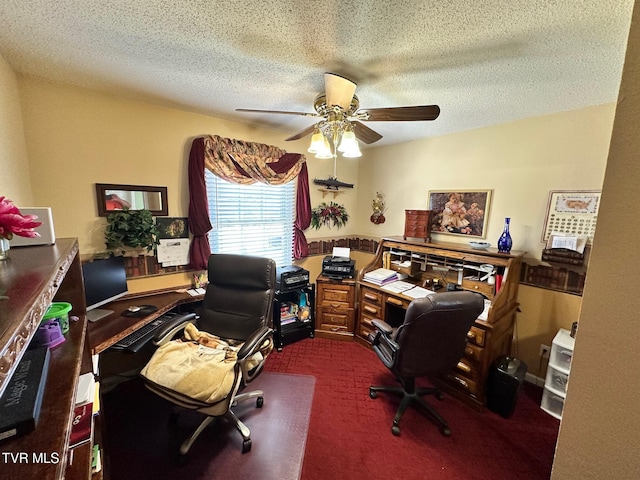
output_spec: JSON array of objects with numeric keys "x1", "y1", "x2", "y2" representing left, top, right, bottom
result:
[
  {"x1": 311, "y1": 202, "x2": 349, "y2": 230},
  {"x1": 370, "y1": 192, "x2": 387, "y2": 224},
  {"x1": 541, "y1": 190, "x2": 600, "y2": 245},
  {"x1": 428, "y1": 190, "x2": 492, "y2": 238}
]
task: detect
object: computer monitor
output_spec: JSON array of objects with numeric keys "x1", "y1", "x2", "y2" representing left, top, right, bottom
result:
[{"x1": 82, "y1": 255, "x2": 129, "y2": 322}]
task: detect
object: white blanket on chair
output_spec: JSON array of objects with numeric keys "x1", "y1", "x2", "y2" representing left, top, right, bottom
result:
[{"x1": 140, "y1": 323, "x2": 262, "y2": 404}]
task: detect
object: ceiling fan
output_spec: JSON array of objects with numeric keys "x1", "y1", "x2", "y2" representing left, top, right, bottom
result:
[{"x1": 236, "y1": 72, "x2": 441, "y2": 148}]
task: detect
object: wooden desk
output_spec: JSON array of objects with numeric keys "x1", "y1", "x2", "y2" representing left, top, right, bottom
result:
[
  {"x1": 87, "y1": 290, "x2": 204, "y2": 354},
  {"x1": 357, "y1": 237, "x2": 525, "y2": 411}
]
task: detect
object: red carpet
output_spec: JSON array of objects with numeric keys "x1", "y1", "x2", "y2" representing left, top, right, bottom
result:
[{"x1": 264, "y1": 337, "x2": 559, "y2": 480}]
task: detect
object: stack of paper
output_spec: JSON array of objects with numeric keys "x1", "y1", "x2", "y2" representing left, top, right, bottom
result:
[
  {"x1": 363, "y1": 268, "x2": 398, "y2": 285},
  {"x1": 403, "y1": 286, "x2": 436, "y2": 299},
  {"x1": 382, "y1": 280, "x2": 416, "y2": 294}
]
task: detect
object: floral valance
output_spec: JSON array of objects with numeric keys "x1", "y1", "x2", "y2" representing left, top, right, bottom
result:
[
  {"x1": 203, "y1": 135, "x2": 302, "y2": 185},
  {"x1": 188, "y1": 135, "x2": 311, "y2": 270}
]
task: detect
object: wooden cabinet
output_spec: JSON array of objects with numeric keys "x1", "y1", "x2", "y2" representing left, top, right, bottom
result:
[
  {"x1": 404, "y1": 210, "x2": 433, "y2": 242},
  {"x1": 357, "y1": 236, "x2": 525, "y2": 410},
  {"x1": 315, "y1": 276, "x2": 356, "y2": 341},
  {"x1": 0, "y1": 239, "x2": 92, "y2": 479}
]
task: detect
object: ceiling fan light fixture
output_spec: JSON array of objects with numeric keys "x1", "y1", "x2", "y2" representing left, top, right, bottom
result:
[
  {"x1": 337, "y1": 130, "x2": 358, "y2": 153},
  {"x1": 314, "y1": 135, "x2": 333, "y2": 159},
  {"x1": 341, "y1": 139, "x2": 362, "y2": 158},
  {"x1": 308, "y1": 128, "x2": 325, "y2": 153}
]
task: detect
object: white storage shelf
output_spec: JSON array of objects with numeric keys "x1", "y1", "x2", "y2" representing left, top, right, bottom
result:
[{"x1": 541, "y1": 328, "x2": 575, "y2": 420}]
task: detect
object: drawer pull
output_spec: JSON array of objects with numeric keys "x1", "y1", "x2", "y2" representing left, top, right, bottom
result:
[
  {"x1": 457, "y1": 362, "x2": 471, "y2": 373},
  {"x1": 467, "y1": 331, "x2": 475, "y2": 339},
  {"x1": 387, "y1": 297, "x2": 403, "y2": 306},
  {"x1": 465, "y1": 347, "x2": 473, "y2": 356},
  {"x1": 364, "y1": 293, "x2": 378, "y2": 302},
  {"x1": 330, "y1": 327, "x2": 339, "y2": 332},
  {"x1": 330, "y1": 303, "x2": 341, "y2": 308},
  {"x1": 364, "y1": 305, "x2": 378, "y2": 314},
  {"x1": 452, "y1": 376, "x2": 469, "y2": 389}
]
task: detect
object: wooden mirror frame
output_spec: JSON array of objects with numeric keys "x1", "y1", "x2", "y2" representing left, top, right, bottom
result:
[{"x1": 95, "y1": 183, "x2": 168, "y2": 217}]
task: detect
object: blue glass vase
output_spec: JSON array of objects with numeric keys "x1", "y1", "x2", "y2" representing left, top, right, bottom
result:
[{"x1": 497, "y1": 218, "x2": 513, "y2": 253}]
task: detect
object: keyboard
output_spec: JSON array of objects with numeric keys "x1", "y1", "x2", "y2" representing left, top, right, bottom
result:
[{"x1": 111, "y1": 312, "x2": 177, "y2": 353}]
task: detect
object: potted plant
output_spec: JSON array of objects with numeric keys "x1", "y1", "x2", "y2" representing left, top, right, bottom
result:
[{"x1": 104, "y1": 208, "x2": 160, "y2": 254}]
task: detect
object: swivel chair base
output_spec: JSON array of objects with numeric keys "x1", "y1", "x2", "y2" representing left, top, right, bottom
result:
[
  {"x1": 369, "y1": 378, "x2": 451, "y2": 437},
  {"x1": 173, "y1": 389, "x2": 265, "y2": 460}
]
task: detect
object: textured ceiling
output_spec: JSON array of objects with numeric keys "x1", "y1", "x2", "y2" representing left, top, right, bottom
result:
[{"x1": 0, "y1": 1, "x2": 634, "y2": 147}]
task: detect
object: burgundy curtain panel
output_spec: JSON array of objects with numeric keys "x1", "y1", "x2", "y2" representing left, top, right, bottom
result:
[
  {"x1": 187, "y1": 137, "x2": 213, "y2": 270},
  {"x1": 187, "y1": 135, "x2": 311, "y2": 270}
]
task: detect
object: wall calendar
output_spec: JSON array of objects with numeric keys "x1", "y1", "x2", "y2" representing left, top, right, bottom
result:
[{"x1": 542, "y1": 190, "x2": 601, "y2": 245}]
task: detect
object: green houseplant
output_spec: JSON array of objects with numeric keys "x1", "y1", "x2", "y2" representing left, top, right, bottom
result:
[{"x1": 104, "y1": 208, "x2": 160, "y2": 253}]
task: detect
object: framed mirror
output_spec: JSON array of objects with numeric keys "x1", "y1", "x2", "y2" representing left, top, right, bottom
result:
[{"x1": 96, "y1": 183, "x2": 168, "y2": 217}]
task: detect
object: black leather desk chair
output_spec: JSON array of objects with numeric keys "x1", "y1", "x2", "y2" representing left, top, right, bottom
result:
[
  {"x1": 141, "y1": 253, "x2": 276, "y2": 458},
  {"x1": 369, "y1": 291, "x2": 484, "y2": 437}
]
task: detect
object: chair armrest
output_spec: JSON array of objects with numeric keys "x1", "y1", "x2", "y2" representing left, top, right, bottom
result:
[
  {"x1": 152, "y1": 312, "x2": 198, "y2": 347},
  {"x1": 371, "y1": 319, "x2": 393, "y2": 335},
  {"x1": 237, "y1": 326, "x2": 273, "y2": 360},
  {"x1": 370, "y1": 320, "x2": 400, "y2": 369}
]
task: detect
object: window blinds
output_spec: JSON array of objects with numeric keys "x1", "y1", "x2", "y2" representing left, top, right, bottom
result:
[{"x1": 205, "y1": 170, "x2": 295, "y2": 267}]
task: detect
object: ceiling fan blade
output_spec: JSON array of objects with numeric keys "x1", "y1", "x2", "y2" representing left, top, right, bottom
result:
[
  {"x1": 324, "y1": 73, "x2": 357, "y2": 110},
  {"x1": 352, "y1": 121, "x2": 383, "y2": 144},
  {"x1": 360, "y1": 105, "x2": 441, "y2": 122},
  {"x1": 236, "y1": 108, "x2": 319, "y2": 118},
  {"x1": 285, "y1": 124, "x2": 317, "y2": 141}
]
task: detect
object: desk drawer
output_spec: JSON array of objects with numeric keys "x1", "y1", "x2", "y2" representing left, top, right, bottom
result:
[
  {"x1": 385, "y1": 295, "x2": 410, "y2": 310},
  {"x1": 317, "y1": 306, "x2": 354, "y2": 332},
  {"x1": 463, "y1": 342, "x2": 483, "y2": 363},
  {"x1": 467, "y1": 326, "x2": 485, "y2": 347},
  {"x1": 318, "y1": 283, "x2": 354, "y2": 307},
  {"x1": 445, "y1": 372, "x2": 480, "y2": 398},
  {"x1": 361, "y1": 287, "x2": 383, "y2": 307},
  {"x1": 361, "y1": 302, "x2": 382, "y2": 318}
]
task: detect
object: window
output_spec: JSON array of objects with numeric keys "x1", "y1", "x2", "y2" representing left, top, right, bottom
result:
[{"x1": 205, "y1": 170, "x2": 295, "y2": 267}]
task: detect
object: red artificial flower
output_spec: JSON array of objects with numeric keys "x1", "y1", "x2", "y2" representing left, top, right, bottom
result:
[{"x1": 0, "y1": 196, "x2": 42, "y2": 240}]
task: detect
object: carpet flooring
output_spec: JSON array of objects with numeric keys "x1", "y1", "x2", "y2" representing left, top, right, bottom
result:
[
  {"x1": 102, "y1": 336, "x2": 559, "y2": 480},
  {"x1": 264, "y1": 337, "x2": 560, "y2": 480},
  {"x1": 102, "y1": 372, "x2": 315, "y2": 480}
]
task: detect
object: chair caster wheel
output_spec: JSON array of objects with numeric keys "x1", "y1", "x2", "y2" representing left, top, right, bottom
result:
[
  {"x1": 256, "y1": 396, "x2": 264, "y2": 408},
  {"x1": 242, "y1": 438, "x2": 252, "y2": 453},
  {"x1": 392, "y1": 425, "x2": 401, "y2": 436},
  {"x1": 369, "y1": 389, "x2": 377, "y2": 399},
  {"x1": 440, "y1": 426, "x2": 451, "y2": 437}
]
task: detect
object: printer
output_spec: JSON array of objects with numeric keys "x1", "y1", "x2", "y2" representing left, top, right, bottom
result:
[
  {"x1": 322, "y1": 255, "x2": 355, "y2": 279},
  {"x1": 276, "y1": 265, "x2": 310, "y2": 292}
]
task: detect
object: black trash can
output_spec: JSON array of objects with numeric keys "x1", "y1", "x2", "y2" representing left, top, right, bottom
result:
[{"x1": 486, "y1": 356, "x2": 527, "y2": 418}]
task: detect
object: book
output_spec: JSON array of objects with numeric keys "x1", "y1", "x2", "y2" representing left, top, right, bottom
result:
[
  {"x1": 69, "y1": 402, "x2": 93, "y2": 447},
  {"x1": 0, "y1": 347, "x2": 51, "y2": 443},
  {"x1": 70, "y1": 372, "x2": 96, "y2": 447},
  {"x1": 363, "y1": 268, "x2": 398, "y2": 285}
]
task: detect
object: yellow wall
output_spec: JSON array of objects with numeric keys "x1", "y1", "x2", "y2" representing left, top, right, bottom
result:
[
  {"x1": 12, "y1": 73, "x2": 617, "y2": 376},
  {"x1": 355, "y1": 104, "x2": 615, "y2": 376},
  {"x1": 0, "y1": 55, "x2": 32, "y2": 204}
]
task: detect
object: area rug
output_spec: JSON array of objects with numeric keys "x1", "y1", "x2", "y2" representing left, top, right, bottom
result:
[{"x1": 103, "y1": 372, "x2": 315, "y2": 480}]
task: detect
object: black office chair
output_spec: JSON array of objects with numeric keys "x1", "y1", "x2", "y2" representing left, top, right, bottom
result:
[
  {"x1": 369, "y1": 291, "x2": 484, "y2": 437},
  {"x1": 140, "y1": 253, "x2": 275, "y2": 457}
]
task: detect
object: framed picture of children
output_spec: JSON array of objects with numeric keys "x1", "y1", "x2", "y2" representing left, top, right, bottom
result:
[{"x1": 428, "y1": 190, "x2": 492, "y2": 238}]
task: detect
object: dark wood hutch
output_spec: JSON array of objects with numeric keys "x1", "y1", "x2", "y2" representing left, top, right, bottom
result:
[{"x1": 0, "y1": 239, "x2": 94, "y2": 479}]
